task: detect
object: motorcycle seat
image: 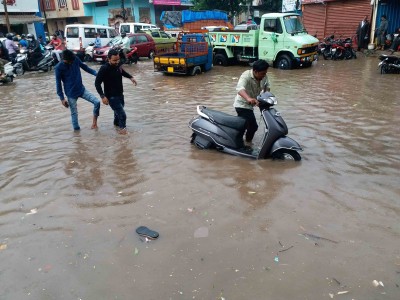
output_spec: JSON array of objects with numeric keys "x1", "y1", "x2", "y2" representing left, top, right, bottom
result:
[{"x1": 201, "y1": 107, "x2": 246, "y2": 131}]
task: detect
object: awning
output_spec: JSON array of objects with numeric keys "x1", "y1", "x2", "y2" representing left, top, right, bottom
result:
[{"x1": 0, "y1": 14, "x2": 45, "y2": 25}]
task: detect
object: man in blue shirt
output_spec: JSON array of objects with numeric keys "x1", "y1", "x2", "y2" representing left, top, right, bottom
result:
[
  {"x1": 94, "y1": 33, "x2": 101, "y2": 48},
  {"x1": 55, "y1": 49, "x2": 100, "y2": 131}
]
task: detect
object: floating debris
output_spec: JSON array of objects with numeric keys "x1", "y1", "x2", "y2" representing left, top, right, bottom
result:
[
  {"x1": 337, "y1": 291, "x2": 349, "y2": 295},
  {"x1": 301, "y1": 233, "x2": 338, "y2": 244},
  {"x1": 26, "y1": 208, "x2": 38, "y2": 215},
  {"x1": 0, "y1": 244, "x2": 7, "y2": 250}
]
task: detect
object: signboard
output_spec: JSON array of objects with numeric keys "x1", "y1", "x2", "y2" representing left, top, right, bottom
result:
[
  {"x1": 180, "y1": 0, "x2": 193, "y2": 5},
  {"x1": 0, "y1": 0, "x2": 39, "y2": 13},
  {"x1": 153, "y1": 0, "x2": 180, "y2": 5}
]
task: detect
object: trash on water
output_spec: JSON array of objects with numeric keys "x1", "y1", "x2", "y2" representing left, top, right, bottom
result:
[
  {"x1": 187, "y1": 207, "x2": 195, "y2": 213},
  {"x1": 194, "y1": 227, "x2": 209, "y2": 238},
  {"x1": 274, "y1": 256, "x2": 279, "y2": 263},
  {"x1": 372, "y1": 280, "x2": 384, "y2": 287},
  {"x1": 329, "y1": 293, "x2": 334, "y2": 299},
  {"x1": 26, "y1": 208, "x2": 38, "y2": 215},
  {"x1": 0, "y1": 244, "x2": 7, "y2": 250},
  {"x1": 134, "y1": 247, "x2": 139, "y2": 255},
  {"x1": 337, "y1": 291, "x2": 349, "y2": 295},
  {"x1": 248, "y1": 191, "x2": 256, "y2": 194}
]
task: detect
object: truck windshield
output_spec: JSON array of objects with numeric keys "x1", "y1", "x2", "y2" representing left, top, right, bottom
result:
[{"x1": 283, "y1": 16, "x2": 306, "y2": 34}]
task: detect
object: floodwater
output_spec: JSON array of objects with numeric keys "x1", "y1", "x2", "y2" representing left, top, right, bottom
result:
[{"x1": 0, "y1": 54, "x2": 399, "y2": 300}]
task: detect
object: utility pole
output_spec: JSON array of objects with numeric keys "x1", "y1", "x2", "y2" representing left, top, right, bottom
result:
[
  {"x1": 121, "y1": 0, "x2": 126, "y2": 21},
  {"x1": 2, "y1": 0, "x2": 11, "y2": 33}
]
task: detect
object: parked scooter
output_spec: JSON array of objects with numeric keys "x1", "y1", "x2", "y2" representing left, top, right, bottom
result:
[
  {"x1": 378, "y1": 54, "x2": 400, "y2": 74},
  {"x1": 84, "y1": 42, "x2": 95, "y2": 62},
  {"x1": 14, "y1": 48, "x2": 54, "y2": 72},
  {"x1": 3, "y1": 59, "x2": 24, "y2": 80},
  {"x1": 189, "y1": 92, "x2": 302, "y2": 160}
]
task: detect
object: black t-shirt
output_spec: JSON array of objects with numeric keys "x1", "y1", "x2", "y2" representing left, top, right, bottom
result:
[{"x1": 95, "y1": 63, "x2": 133, "y2": 98}]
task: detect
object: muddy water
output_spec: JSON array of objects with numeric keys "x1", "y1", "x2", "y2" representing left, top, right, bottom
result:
[{"x1": 1, "y1": 55, "x2": 399, "y2": 300}]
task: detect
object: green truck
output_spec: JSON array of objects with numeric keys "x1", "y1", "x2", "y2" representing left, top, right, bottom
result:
[{"x1": 211, "y1": 13, "x2": 319, "y2": 69}]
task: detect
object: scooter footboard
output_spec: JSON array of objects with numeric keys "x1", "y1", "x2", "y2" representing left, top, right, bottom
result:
[{"x1": 270, "y1": 136, "x2": 303, "y2": 155}]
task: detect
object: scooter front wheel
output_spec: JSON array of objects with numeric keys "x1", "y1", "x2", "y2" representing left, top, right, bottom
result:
[{"x1": 272, "y1": 149, "x2": 301, "y2": 161}]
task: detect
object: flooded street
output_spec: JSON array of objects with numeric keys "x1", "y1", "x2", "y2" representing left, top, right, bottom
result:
[{"x1": 1, "y1": 54, "x2": 399, "y2": 300}]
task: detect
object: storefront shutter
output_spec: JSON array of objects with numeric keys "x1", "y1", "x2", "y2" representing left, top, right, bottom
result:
[{"x1": 302, "y1": 4, "x2": 326, "y2": 40}]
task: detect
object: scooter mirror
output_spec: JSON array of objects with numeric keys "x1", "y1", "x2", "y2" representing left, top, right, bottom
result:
[{"x1": 257, "y1": 92, "x2": 277, "y2": 107}]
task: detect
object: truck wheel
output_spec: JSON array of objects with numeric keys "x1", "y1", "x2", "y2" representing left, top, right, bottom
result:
[
  {"x1": 214, "y1": 54, "x2": 228, "y2": 66},
  {"x1": 276, "y1": 54, "x2": 292, "y2": 70},
  {"x1": 190, "y1": 66, "x2": 202, "y2": 76}
]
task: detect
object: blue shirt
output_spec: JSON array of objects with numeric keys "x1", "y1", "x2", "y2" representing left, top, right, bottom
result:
[
  {"x1": 19, "y1": 39, "x2": 28, "y2": 48},
  {"x1": 94, "y1": 37, "x2": 101, "y2": 48},
  {"x1": 55, "y1": 57, "x2": 97, "y2": 100}
]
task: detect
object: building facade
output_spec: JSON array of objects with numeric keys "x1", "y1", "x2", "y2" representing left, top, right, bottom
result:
[{"x1": 0, "y1": 0, "x2": 45, "y2": 37}]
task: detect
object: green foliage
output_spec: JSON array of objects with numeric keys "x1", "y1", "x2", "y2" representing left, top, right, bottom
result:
[
  {"x1": 260, "y1": 0, "x2": 283, "y2": 12},
  {"x1": 191, "y1": 0, "x2": 246, "y2": 18}
]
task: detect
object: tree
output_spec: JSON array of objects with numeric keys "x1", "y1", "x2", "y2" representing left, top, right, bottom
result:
[
  {"x1": 259, "y1": 0, "x2": 283, "y2": 13},
  {"x1": 191, "y1": 0, "x2": 247, "y2": 20}
]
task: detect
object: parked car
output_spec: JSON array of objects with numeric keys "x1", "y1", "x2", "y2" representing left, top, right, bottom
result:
[
  {"x1": 233, "y1": 24, "x2": 259, "y2": 30},
  {"x1": 93, "y1": 33, "x2": 156, "y2": 62},
  {"x1": 142, "y1": 29, "x2": 177, "y2": 51}
]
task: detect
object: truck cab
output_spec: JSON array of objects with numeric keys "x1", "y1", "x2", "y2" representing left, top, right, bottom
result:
[
  {"x1": 259, "y1": 13, "x2": 318, "y2": 69},
  {"x1": 212, "y1": 13, "x2": 319, "y2": 69}
]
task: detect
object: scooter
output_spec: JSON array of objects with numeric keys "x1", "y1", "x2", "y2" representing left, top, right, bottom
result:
[
  {"x1": 14, "y1": 48, "x2": 54, "y2": 72},
  {"x1": 378, "y1": 54, "x2": 400, "y2": 74},
  {"x1": 4, "y1": 59, "x2": 24, "y2": 78},
  {"x1": 84, "y1": 42, "x2": 95, "y2": 62},
  {"x1": 188, "y1": 92, "x2": 303, "y2": 161}
]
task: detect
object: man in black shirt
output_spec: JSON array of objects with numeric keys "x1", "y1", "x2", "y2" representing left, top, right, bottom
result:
[{"x1": 95, "y1": 49, "x2": 137, "y2": 134}]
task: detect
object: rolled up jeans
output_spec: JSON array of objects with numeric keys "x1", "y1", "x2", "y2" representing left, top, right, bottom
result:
[
  {"x1": 67, "y1": 88, "x2": 100, "y2": 130},
  {"x1": 108, "y1": 95, "x2": 126, "y2": 129}
]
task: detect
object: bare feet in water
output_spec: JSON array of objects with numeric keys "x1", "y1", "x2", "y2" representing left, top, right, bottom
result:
[
  {"x1": 118, "y1": 128, "x2": 128, "y2": 135},
  {"x1": 91, "y1": 124, "x2": 98, "y2": 129}
]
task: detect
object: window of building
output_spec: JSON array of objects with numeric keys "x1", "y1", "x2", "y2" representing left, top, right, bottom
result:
[
  {"x1": 41, "y1": 0, "x2": 56, "y2": 11},
  {"x1": 71, "y1": 0, "x2": 79, "y2": 10},
  {"x1": 57, "y1": 0, "x2": 67, "y2": 8}
]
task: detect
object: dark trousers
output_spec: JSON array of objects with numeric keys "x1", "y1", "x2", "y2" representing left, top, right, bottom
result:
[
  {"x1": 109, "y1": 95, "x2": 126, "y2": 129},
  {"x1": 235, "y1": 107, "x2": 258, "y2": 142}
]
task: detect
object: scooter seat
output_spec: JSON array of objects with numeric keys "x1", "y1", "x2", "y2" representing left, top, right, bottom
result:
[{"x1": 202, "y1": 107, "x2": 246, "y2": 131}]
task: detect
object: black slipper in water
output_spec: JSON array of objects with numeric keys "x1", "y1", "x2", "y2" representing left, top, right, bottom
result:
[{"x1": 136, "y1": 226, "x2": 159, "y2": 240}]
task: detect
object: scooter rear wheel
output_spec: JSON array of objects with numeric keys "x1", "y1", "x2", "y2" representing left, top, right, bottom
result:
[{"x1": 272, "y1": 149, "x2": 301, "y2": 161}]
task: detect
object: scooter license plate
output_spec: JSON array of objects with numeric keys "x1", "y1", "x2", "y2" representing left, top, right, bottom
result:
[
  {"x1": 96, "y1": 58, "x2": 103, "y2": 62},
  {"x1": 167, "y1": 67, "x2": 174, "y2": 73},
  {"x1": 332, "y1": 48, "x2": 337, "y2": 52}
]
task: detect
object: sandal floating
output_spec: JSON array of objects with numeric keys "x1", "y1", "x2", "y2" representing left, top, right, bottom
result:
[{"x1": 136, "y1": 226, "x2": 159, "y2": 240}]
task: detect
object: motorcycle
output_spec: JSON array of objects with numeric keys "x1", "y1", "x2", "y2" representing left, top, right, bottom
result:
[
  {"x1": 341, "y1": 37, "x2": 357, "y2": 60},
  {"x1": 112, "y1": 45, "x2": 139, "y2": 65},
  {"x1": 319, "y1": 35, "x2": 335, "y2": 60},
  {"x1": 84, "y1": 42, "x2": 95, "y2": 62},
  {"x1": 378, "y1": 54, "x2": 400, "y2": 74},
  {"x1": 188, "y1": 92, "x2": 302, "y2": 161},
  {"x1": 14, "y1": 48, "x2": 54, "y2": 72},
  {"x1": 44, "y1": 45, "x2": 62, "y2": 65}
]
